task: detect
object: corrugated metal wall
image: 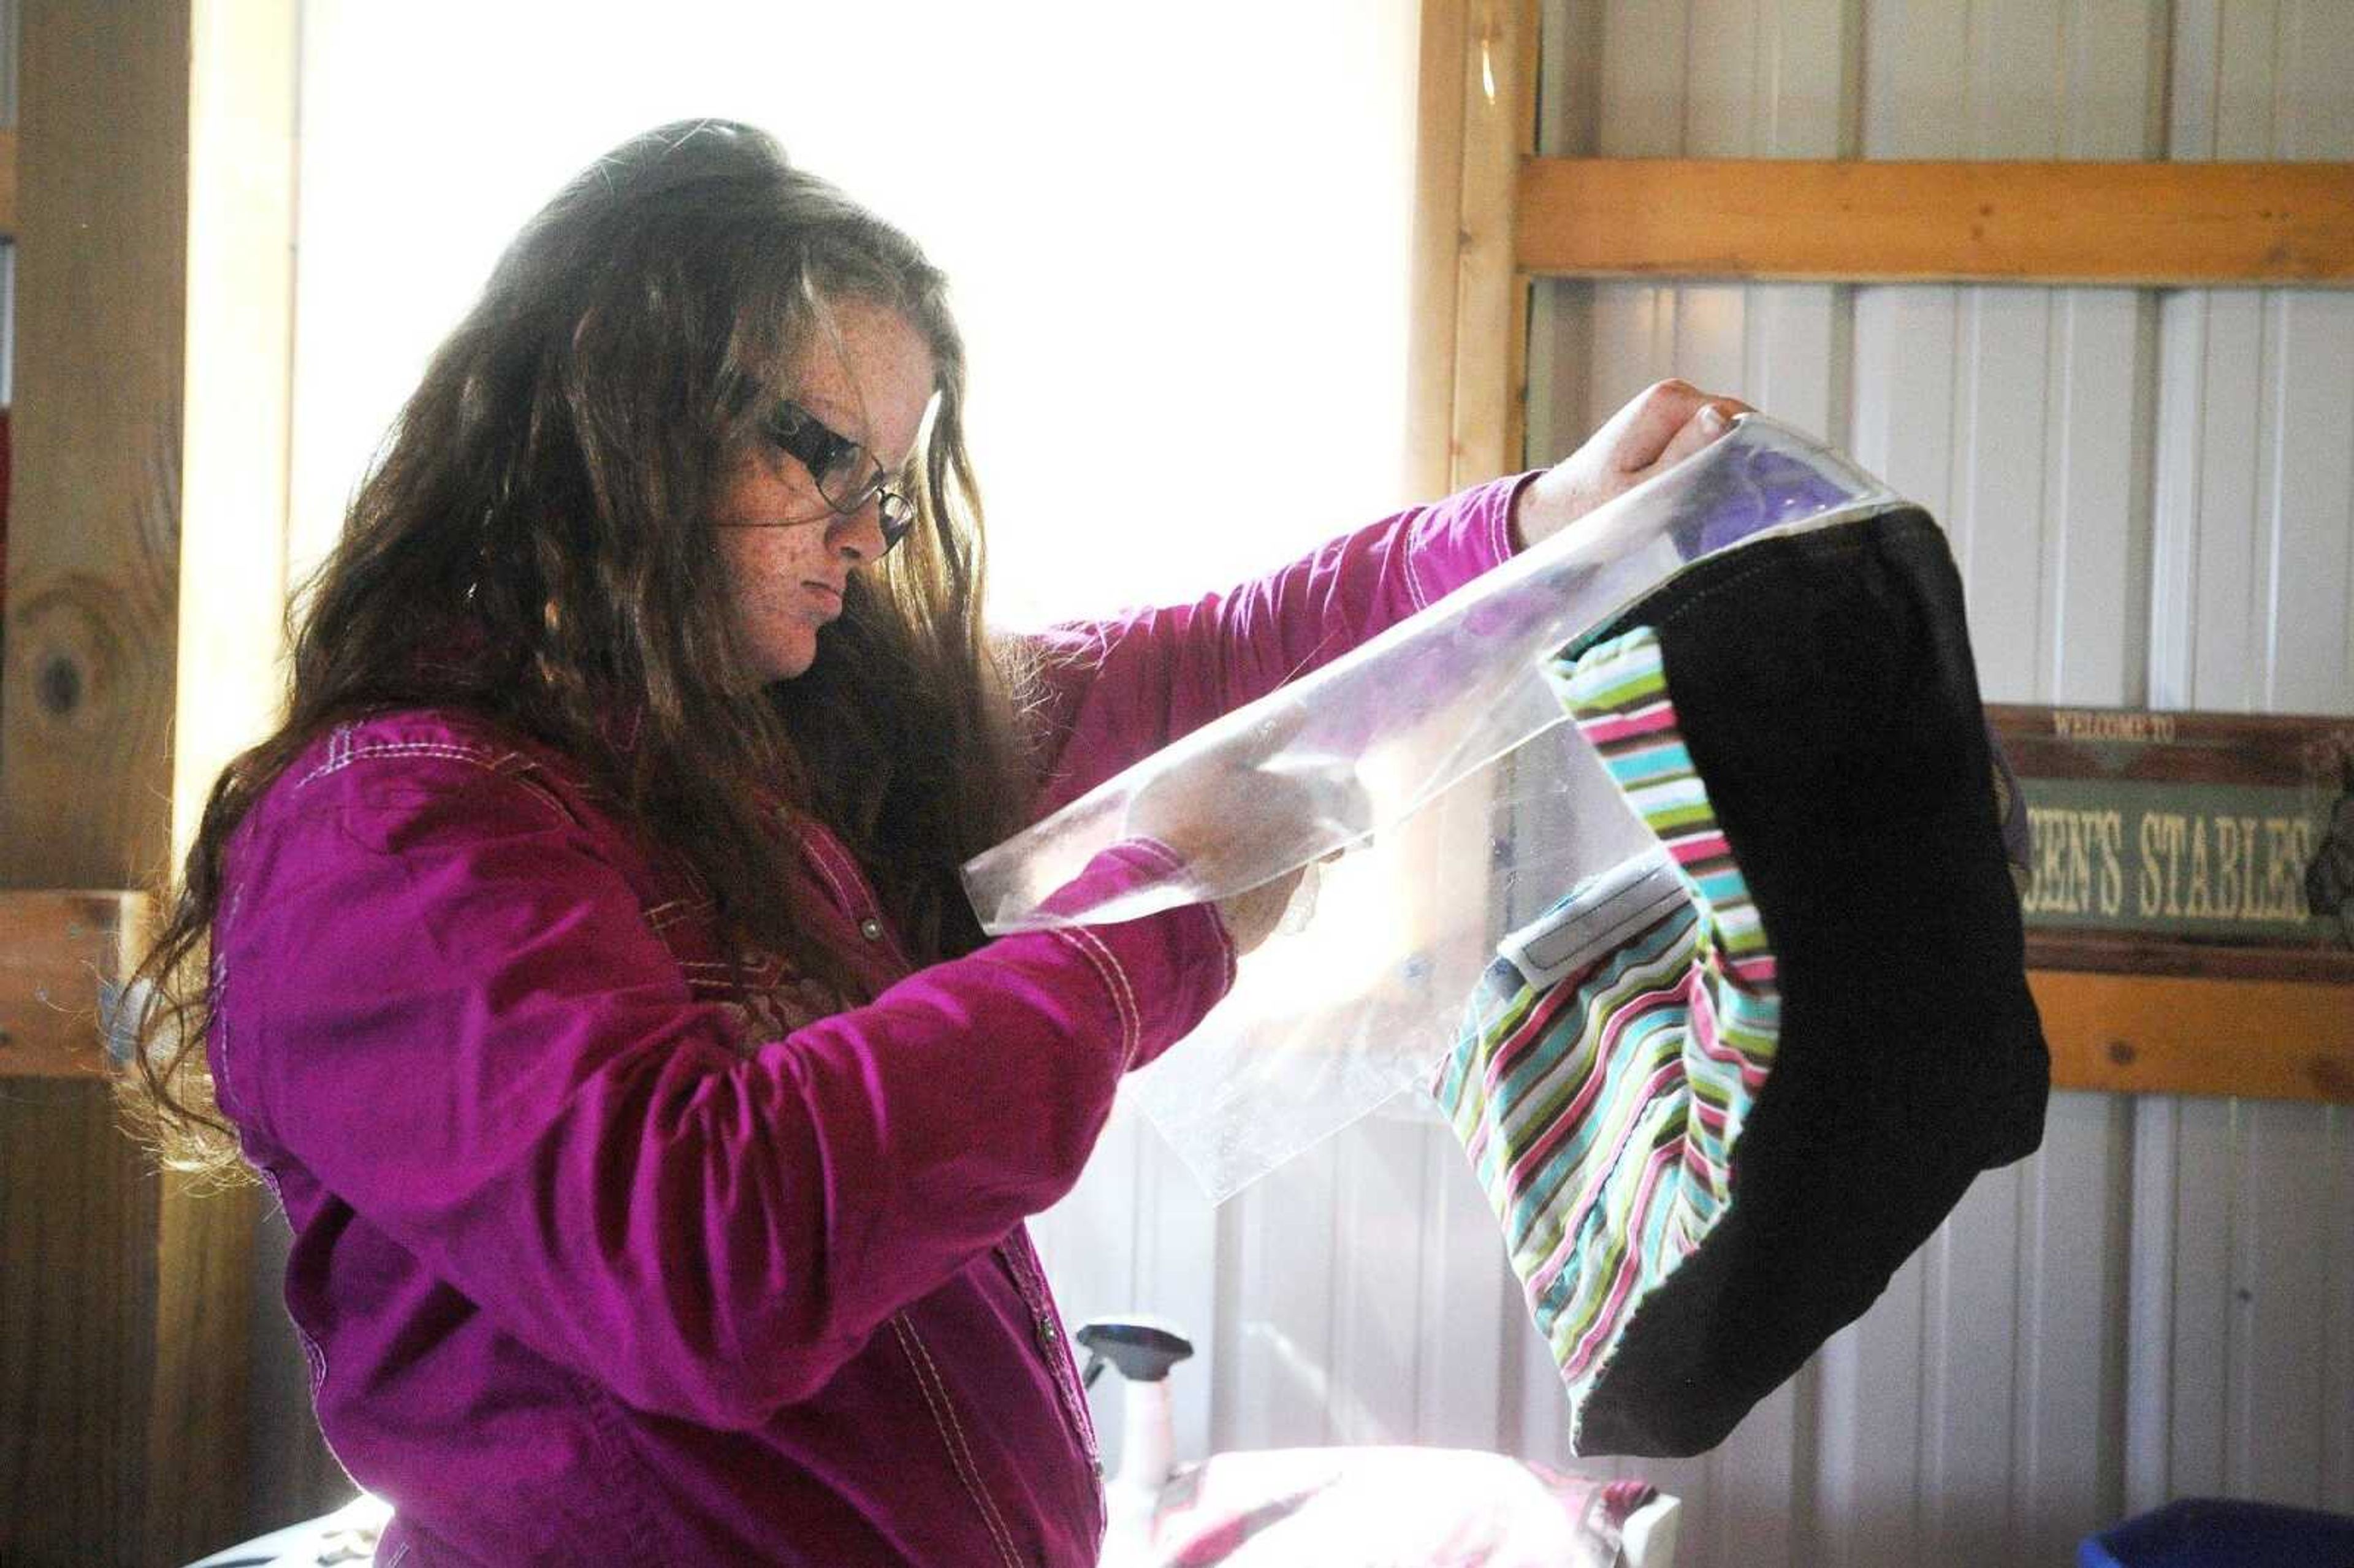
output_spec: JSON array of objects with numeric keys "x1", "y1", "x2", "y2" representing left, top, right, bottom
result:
[{"x1": 1036, "y1": 3, "x2": 2354, "y2": 1564}]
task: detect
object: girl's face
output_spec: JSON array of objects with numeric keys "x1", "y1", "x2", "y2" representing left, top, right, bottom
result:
[{"x1": 714, "y1": 299, "x2": 936, "y2": 683}]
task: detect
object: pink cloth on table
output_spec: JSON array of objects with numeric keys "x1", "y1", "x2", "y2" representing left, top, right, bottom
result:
[{"x1": 1148, "y1": 1447, "x2": 1655, "y2": 1568}]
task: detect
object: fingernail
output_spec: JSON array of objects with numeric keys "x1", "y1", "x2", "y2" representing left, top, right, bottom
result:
[{"x1": 1701, "y1": 405, "x2": 1730, "y2": 434}]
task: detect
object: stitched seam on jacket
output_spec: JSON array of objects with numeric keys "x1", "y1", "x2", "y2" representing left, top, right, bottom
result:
[
  {"x1": 296, "y1": 740, "x2": 503, "y2": 787},
  {"x1": 1124, "y1": 836, "x2": 1183, "y2": 874},
  {"x1": 802, "y1": 829, "x2": 919, "y2": 973},
  {"x1": 891, "y1": 1314, "x2": 1025, "y2": 1568},
  {"x1": 571, "y1": 1368, "x2": 677, "y2": 1567},
  {"x1": 292, "y1": 740, "x2": 578, "y2": 834},
  {"x1": 642, "y1": 897, "x2": 712, "y2": 932},
  {"x1": 1002, "y1": 1234, "x2": 1102, "y2": 1465},
  {"x1": 1119, "y1": 835, "x2": 1235, "y2": 994},
  {"x1": 802, "y1": 831, "x2": 859, "y2": 911},
  {"x1": 256, "y1": 1165, "x2": 330, "y2": 1396},
  {"x1": 1048, "y1": 926, "x2": 1138, "y2": 1065},
  {"x1": 501, "y1": 770, "x2": 575, "y2": 828}
]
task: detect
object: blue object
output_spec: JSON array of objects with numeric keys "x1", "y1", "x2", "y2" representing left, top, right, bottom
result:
[{"x1": 2079, "y1": 1498, "x2": 2354, "y2": 1567}]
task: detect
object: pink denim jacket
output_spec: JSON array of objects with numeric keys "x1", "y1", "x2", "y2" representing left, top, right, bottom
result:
[{"x1": 209, "y1": 479, "x2": 1522, "y2": 1566}]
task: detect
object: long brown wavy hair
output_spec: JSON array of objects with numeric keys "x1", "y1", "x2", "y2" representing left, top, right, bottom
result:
[{"x1": 124, "y1": 120, "x2": 1034, "y2": 1176}]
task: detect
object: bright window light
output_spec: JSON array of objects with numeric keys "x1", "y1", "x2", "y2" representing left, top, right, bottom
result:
[{"x1": 292, "y1": 1, "x2": 1423, "y2": 627}]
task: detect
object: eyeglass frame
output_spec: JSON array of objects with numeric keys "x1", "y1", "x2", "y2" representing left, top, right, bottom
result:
[{"x1": 722, "y1": 398, "x2": 917, "y2": 555}]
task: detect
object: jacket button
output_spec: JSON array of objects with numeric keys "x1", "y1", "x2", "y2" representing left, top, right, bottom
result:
[{"x1": 858, "y1": 917, "x2": 883, "y2": 942}]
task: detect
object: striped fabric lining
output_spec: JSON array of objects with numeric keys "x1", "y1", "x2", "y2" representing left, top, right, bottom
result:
[{"x1": 1431, "y1": 625, "x2": 1780, "y2": 1448}]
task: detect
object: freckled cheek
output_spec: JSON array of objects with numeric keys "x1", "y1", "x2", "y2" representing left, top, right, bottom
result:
[{"x1": 719, "y1": 538, "x2": 829, "y2": 678}]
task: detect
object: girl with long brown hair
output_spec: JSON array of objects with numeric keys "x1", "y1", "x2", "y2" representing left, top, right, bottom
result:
[{"x1": 128, "y1": 118, "x2": 1743, "y2": 1565}]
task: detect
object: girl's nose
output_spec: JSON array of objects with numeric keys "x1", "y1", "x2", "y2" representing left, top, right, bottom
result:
[{"x1": 828, "y1": 501, "x2": 889, "y2": 564}]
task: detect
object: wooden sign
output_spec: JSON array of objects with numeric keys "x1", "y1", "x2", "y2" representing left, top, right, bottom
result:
[{"x1": 1986, "y1": 705, "x2": 2354, "y2": 984}]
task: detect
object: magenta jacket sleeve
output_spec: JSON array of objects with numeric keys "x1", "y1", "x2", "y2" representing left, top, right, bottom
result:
[
  {"x1": 218, "y1": 760, "x2": 1232, "y2": 1429},
  {"x1": 1024, "y1": 474, "x2": 1528, "y2": 812}
]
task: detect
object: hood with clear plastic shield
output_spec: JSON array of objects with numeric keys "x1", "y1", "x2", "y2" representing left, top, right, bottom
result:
[{"x1": 962, "y1": 416, "x2": 1904, "y2": 1201}]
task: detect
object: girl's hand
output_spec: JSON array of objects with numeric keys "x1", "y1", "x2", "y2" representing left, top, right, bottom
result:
[
  {"x1": 1512, "y1": 379, "x2": 1754, "y2": 550},
  {"x1": 1210, "y1": 867, "x2": 1311, "y2": 956}
]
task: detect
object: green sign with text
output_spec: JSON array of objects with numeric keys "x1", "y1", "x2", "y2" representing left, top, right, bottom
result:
[{"x1": 2017, "y1": 778, "x2": 2330, "y2": 941}]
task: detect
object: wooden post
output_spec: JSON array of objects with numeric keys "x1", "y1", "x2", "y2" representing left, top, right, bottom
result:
[
  {"x1": 1407, "y1": 0, "x2": 1538, "y2": 500},
  {"x1": 1404, "y1": 1, "x2": 1468, "y2": 504},
  {"x1": 1449, "y1": 0, "x2": 1536, "y2": 488},
  {"x1": 0, "y1": 2, "x2": 188, "y2": 891},
  {"x1": 0, "y1": 2, "x2": 303, "y2": 1561}
]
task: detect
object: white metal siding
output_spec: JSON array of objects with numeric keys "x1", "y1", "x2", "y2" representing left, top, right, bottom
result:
[{"x1": 1038, "y1": 3, "x2": 2354, "y2": 1565}]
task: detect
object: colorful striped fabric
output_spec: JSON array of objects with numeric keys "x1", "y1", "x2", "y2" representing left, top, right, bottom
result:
[{"x1": 1430, "y1": 625, "x2": 1780, "y2": 1453}]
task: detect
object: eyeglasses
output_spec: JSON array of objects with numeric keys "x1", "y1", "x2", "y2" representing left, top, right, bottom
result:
[{"x1": 747, "y1": 399, "x2": 916, "y2": 555}]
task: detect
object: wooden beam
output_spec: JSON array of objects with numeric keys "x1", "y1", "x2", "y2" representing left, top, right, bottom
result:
[
  {"x1": 1449, "y1": 0, "x2": 1536, "y2": 489},
  {"x1": 1408, "y1": 0, "x2": 1539, "y2": 502},
  {"x1": 1516, "y1": 158, "x2": 2354, "y2": 286},
  {"x1": 0, "y1": 889, "x2": 257, "y2": 1568},
  {"x1": 176, "y1": 0, "x2": 297, "y2": 862},
  {"x1": 2035, "y1": 968, "x2": 2354, "y2": 1103},
  {"x1": 0, "y1": 2, "x2": 306, "y2": 1560},
  {"x1": 0, "y1": 4, "x2": 188, "y2": 891},
  {"x1": 1404, "y1": 1, "x2": 1469, "y2": 505},
  {"x1": 0, "y1": 889, "x2": 147, "y2": 1079}
]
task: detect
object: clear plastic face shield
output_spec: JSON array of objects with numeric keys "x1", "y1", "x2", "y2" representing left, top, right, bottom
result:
[{"x1": 962, "y1": 416, "x2": 1901, "y2": 1200}]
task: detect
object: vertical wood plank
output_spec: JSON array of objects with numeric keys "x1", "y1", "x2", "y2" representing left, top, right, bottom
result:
[
  {"x1": 1448, "y1": 0, "x2": 1535, "y2": 489},
  {"x1": 148, "y1": 1168, "x2": 256, "y2": 1560},
  {"x1": 0, "y1": 1079, "x2": 156, "y2": 1564},
  {"x1": 175, "y1": 0, "x2": 297, "y2": 861},
  {"x1": 0, "y1": 0, "x2": 186, "y2": 888},
  {"x1": 161, "y1": 0, "x2": 311, "y2": 1505},
  {"x1": 0, "y1": 2, "x2": 288, "y2": 1561},
  {"x1": 1406, "y1": 0, "x2": 1470, "y2": 504}
]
